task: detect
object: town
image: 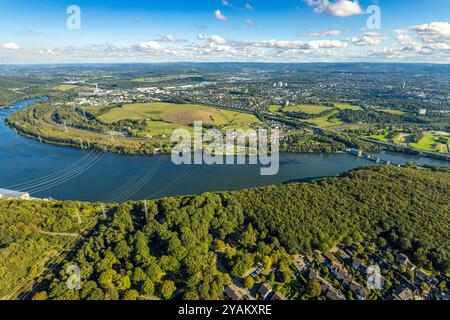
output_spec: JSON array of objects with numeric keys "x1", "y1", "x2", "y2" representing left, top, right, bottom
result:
[{"x1": 219, "y1": 243, "x2": 447, "y2": 301}]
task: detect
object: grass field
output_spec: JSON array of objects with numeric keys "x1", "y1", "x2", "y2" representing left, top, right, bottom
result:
[
  {"x1": 283, "y1": 104, "x2": 333, "y2": 114},
  {"x1": 306, "y1": 110, "x2": 343, "y2": 127},
  {"x1": 53, "y1": 84, "x2": 78, "y2": 91},
  {"x1": 393, "y1": 133, "x2": 409, "y2": 144},
  {"x1": 364, "y1": 129, "x2": 449, "y2": 153},
  {"x1": 409, "y1": 132, "x2": 449, "y2": 152},
  {"x1": 363, "y1": 133, "x2": 389, "y2": 142},
  {"x1": 269, "y1": 104, "x2": 332, "y2": 114},
  {"x1": 144, "y1": 120, "x2": 192, "y2": 136},
  {"x1": 97, "y1": 102, "x2": 261, "y2": 135},
  {"x1": 334, "y1": 103, "x2": 362, "y2": 111},
  {"x1": 269, "y1": 105, "x2": 281, "y2": 113},
  {"x1": 379, "y1": 109, "x2": 406, "y2": 115},
  {"x1": 54, "y1": 84, "x2": 96, "y2": 92},
  {"x1": 98, "y1": 102, "x2": 210, "y2": 123},
  {"x1": 269, "y1": 103, "x2": 361, "y2": 128}
]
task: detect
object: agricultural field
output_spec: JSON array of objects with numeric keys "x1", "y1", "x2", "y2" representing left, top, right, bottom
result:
[
  {"x1": 53, "y1": 84, "x2": 96, "y2": 92},
  {"x1": 97, "y1": 102, "x2": 261, "y2": 135},
  {"x1": 97, "y1": 102, "x2": 209, "y2": 123},
  {"x1": 53, "y1": 84, "x2": 78, "y2": 91},
  {"x1": 143, "y1": 120, "x2": 192, "y2": 137}
]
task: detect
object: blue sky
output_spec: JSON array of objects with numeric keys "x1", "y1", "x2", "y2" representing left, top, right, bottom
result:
[{"x1": 0, "y1": 0, "x2": 449, "y2": 63}]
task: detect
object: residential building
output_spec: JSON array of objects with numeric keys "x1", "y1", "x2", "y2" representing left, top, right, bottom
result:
[
  {"x1": 349, "y1": 282, "x2": 369, "y2": 300},
  {"x1": 292, "y1": 255, "x2": 306, "y2": 273},
  {"x1": 224, "y1": 285, "x2": 243, "y2": 300},
  {"x1": 310, "y1": 269, "x2": 346, "y2": 301},
  {"x1": 326, "y1": 288, "x2": 346, "y2": 301},
  {"x1": 396, "y1": 253, "x2": 416, "y2": 270},
  {"x1": 393, "y1": 287, "x2": 415, "y2": 300},
  {"x1": 331, "y1": 261, "x2": 353, "y2": 285},
  {"x1": 271, "y1": 292, "x2": 288, "y2": 301},
  {"x1": 258, "y1": 283, "x2": 273, "y2": 300},
  {"x1": 352, "y1": 258, "x2": 363, "y2": 271}
]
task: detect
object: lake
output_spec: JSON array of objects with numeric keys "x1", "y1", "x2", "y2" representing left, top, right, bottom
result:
[{"x1": 0, "y1": 98, "x2": 448, "y2": 202}]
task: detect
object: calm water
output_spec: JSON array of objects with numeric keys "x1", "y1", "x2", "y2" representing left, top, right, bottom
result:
[{"x1": 0, "y1": 98, "x2": 448, "y2": 202}]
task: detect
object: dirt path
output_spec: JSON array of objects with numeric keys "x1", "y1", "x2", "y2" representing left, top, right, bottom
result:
[{"x1": 38, "y1": 229, "x2": 80, "y2": 237}]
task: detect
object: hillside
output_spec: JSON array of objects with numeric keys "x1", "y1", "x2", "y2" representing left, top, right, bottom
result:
[{"x1": 0, "y1": 166, "x2": 448, "y2": 300}]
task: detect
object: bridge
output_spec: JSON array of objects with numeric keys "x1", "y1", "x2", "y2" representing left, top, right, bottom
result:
[{"x1": 347, "y1": 149, "x2": 400, "y2": 167}]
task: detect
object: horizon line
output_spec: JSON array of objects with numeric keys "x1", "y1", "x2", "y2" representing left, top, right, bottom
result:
[{"x1": 1, "y1": 61, "x2": 450, "y2": 66}]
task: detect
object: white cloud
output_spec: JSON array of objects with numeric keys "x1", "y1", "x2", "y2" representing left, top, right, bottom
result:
[
  {"x1": 160, "y1": 34, "x2": 176, "y2": 42},
  {"x1": 222, "y1": 0, "x2": 231, "y2": 7},
  {"x1": 214, "y1": 9, "x2": 228, "y2": 22},
  {"x1": 254, "y1": 39, "x2": 347, "y2": 50},
  {"x1": 305, "y1": 30, "x2": 342, "y2": 37},
  {"x1": 328, "y1": 0, "x2": 363, "y2": 17},
  {"x1": 396, "y1": 33, "x2": 414, "y2": 46},
  {"x1": 363, "y1": 47, "x2": 404, "y2": 59},
  {"x1": 154, "y1": 34, "x2": 186, "y2": 43},
  {"x1": 324, "y1": 30, "x2": 342, "y2": 36},
  {"x1": 40, "y1": 49, "x2": 56, "y2": 56},
  {"x1": 190, "y1": 42, "x2": 236, "y2": 56},
  {"x1": 1, "y1": 42, "x2": 20, "y2": 50},
  {"x1": 245, "y1": 19, "x2": 256, "y2": 26},
  {"x1": 197, "y1": 34, "x2": 227, "y2": 44},
  {"x1": 303, "y1": 39, "x2": 348, "y2": 49},
  {"x1": 305, "y1": 0, "x2": 363, "y2": 17},
  {"x1": 9, "y1": 21, "x2": 450, "y2": 63},
  {"x1": 350, "y1": 32, "x2": 384, "y2": 46},
  {"x1": 138, "y1": 41, "x2": 162, "y2": 51},
  {"x1": 389, "y1": 22, "x2": 450, "y2": 56},
  {"x1": 305, "y1": 32, "x2": 322, "y2": 37},
  {"x1": 410, "y1": 22, "x2": 450, "y2": 44},
  {"x1": 245, "y1": 3, "x2": 254, "y2": 11}
]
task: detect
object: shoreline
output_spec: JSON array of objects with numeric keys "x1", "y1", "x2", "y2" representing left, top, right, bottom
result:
[
  {"x1": 4, "y1": 97, "x2": 450, "y2": 162},
  {"x1": 7, "y1": 118, "x2": 450, "y2": 163}
]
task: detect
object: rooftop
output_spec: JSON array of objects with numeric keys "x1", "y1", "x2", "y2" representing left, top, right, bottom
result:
[{"x1": 0, "y1": 188, "x2": 30, "y2": 199}]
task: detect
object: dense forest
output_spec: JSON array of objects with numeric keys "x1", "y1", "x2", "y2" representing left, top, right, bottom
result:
[
  {"x1": 0, "y1": 88, "x2": 24, "y2": 108},
  {"x1": 334, "y1": 110, "x2": 427, "y2": 125},
  {"x1": 0, "y1": 76, "x2": 52, "y2": 108},
  {"x1": 281, "y1": 130, "x2": 381, "y2": 153},
  {"x1": 0, "y1": 166, "x2": 448, "y2": 300}
]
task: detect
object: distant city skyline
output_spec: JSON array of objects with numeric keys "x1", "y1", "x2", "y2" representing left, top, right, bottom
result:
[{"x1": 1, "y1": 0, "x2": 450, "y2": 64}]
